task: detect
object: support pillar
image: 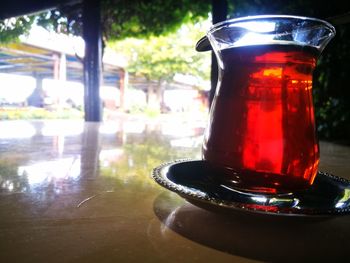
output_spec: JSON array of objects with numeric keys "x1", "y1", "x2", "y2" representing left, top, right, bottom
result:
[
  {"x1": 119, "y1": 70, "x2": 126, "y2": 111},
  {"x1": 59, "y1": 53, "x2": 66, "y2": 81},
  {"x1": 82, "y1": 0, "x2": 102, "y2": 122},
  {"x1": 53, "y1": 53, "x2": 59, "y2": 80},
  {"x1": 27, "y1": 73, "x2": 44, "y2": 107}
]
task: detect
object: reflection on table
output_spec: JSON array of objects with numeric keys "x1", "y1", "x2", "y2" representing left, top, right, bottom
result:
[{"x1": 0, "y1": 116, "x2": 349, "y2": 263}]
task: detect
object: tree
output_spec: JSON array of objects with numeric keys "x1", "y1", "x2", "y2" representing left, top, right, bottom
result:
[
  {"x1": 109, "y1": 21, "x2": 211, "y2": 109},
  {"x1": 0, "y1": 16, "x2": 34, "y2": 43},
  {"x1": 1, "y1": 0, "x2": 349, "y2": 141},
  {"x1": 1, "y1": 1, "x2": 212, "y2": 44},
  {"x1": 1, "y1": 0, "x2": 212, "y2": 120},
  {"x1": 23, "y1": 0, "x2": 210, "y2": 42}
]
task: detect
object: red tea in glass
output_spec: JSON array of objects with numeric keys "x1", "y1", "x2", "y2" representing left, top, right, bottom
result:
[{"x1": 201, "y1": 16, "x2": 335, "y2": 193}]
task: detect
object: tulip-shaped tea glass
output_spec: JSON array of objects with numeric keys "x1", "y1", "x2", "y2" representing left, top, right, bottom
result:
[{"x1": 202, "y1": 15, "x2": 336, "y2": 193}]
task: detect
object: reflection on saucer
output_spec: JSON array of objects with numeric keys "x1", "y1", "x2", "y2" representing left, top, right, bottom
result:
[
  {"x1": 152, "y1": 160, "x2": 350, "y2": 217},
  {"x1": 153, "y1": 191, "x2": 350, "y2": 262}
]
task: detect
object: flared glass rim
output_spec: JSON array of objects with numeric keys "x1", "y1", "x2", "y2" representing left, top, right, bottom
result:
[{"x1": 208, "y1": 15, "x2": 336, "y2": 35}]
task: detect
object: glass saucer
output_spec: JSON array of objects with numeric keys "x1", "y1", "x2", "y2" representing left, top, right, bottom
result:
[{"x1": 152, "y1": 159, "x2": 350, "y2": 217}]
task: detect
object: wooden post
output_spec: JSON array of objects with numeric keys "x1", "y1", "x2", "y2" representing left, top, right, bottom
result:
[
  {"x1": 53, "y1": 53, "x2": 59, "y2": 80},
  {"x1": 82, "y1": 0, "x2": 102, "y2": 122},
  {"x1": 119, "y1": 70, "x2": 125, "y2": 111}
]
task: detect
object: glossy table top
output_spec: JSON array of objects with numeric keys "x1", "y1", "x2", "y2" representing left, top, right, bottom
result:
[{"x1": 0, "y1": 116, "x2": 349, "y2": 263}]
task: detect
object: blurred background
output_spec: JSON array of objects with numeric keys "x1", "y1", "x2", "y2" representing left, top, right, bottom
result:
[{"x1": 0, "y1": 0, "x2": 349, "y2": 144}]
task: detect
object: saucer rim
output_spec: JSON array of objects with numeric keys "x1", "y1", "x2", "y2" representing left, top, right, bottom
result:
[{"x1": 152, "y1": 159, "x2": 350, "y2": 217}]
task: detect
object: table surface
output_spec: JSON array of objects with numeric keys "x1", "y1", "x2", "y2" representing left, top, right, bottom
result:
[{"x1": 0, "y1": 116, "x2": 349, "y2": 263}]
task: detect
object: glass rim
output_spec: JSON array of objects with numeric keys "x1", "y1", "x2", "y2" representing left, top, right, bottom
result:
[{"x1": 207, "y1": 14, "x2": 336, "y2": 35}]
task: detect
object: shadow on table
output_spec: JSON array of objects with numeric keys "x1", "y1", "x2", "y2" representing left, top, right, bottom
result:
[{"x1": 153, "y1": 192, "x2": 350, "y2": 263}]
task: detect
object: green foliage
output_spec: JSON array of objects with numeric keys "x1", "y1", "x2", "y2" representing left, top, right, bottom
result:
[
  {"x1": 1, "y1": 0, "x2": 211, "y2": 43},
  {"x1": 109, "y1": 20, "x2": 210, "y2": 83},
  {"x1": 0, "y1": 157, "x2": 29, "y2": 193},
  {"x1": 36, "y1": 9, "x2": 81, "y2": 35},
  {"x1": 0, "y1": 108, "x2": 83, "y2": 120},
  {"x1": 228, "y1": 0, "x2": 348, "y2": 18},
  {"x1": 102, "y1": 0, "x2": 210, "y2": 40},
  {"x1": 34, "y1": 0, "x2": 211, "y2": 41},
  {"x1": 1, "y1": 0, "x2": 348, "y2": 142},
  {"x1": 313, "y1": 24, "x2": 350, "y2": 142},
  {"x1": 100, "y1": 132, "x2": 201, "y2": 185},
  {"x1": 0, "y1": 16, "x2": 35, "y2": 43}
]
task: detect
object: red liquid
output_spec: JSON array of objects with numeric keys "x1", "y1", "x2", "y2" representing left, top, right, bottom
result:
[{"x1": 203, "y1": 44, "x2": 320, "y2": 193}]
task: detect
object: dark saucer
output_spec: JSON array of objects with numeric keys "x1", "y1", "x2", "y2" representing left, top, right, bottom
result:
[{"x1": 152, "y1": 159, "x2": 350, "y2": 217}]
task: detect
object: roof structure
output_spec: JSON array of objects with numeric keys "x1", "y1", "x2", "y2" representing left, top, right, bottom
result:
[{"x1": 0, "y1": 42, "x2": 123, "y2": 86}]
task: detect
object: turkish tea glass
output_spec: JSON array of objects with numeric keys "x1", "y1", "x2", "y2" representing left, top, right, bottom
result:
[{"x1": 202, "y1": 15, "x2": 336, "y2": 193}]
